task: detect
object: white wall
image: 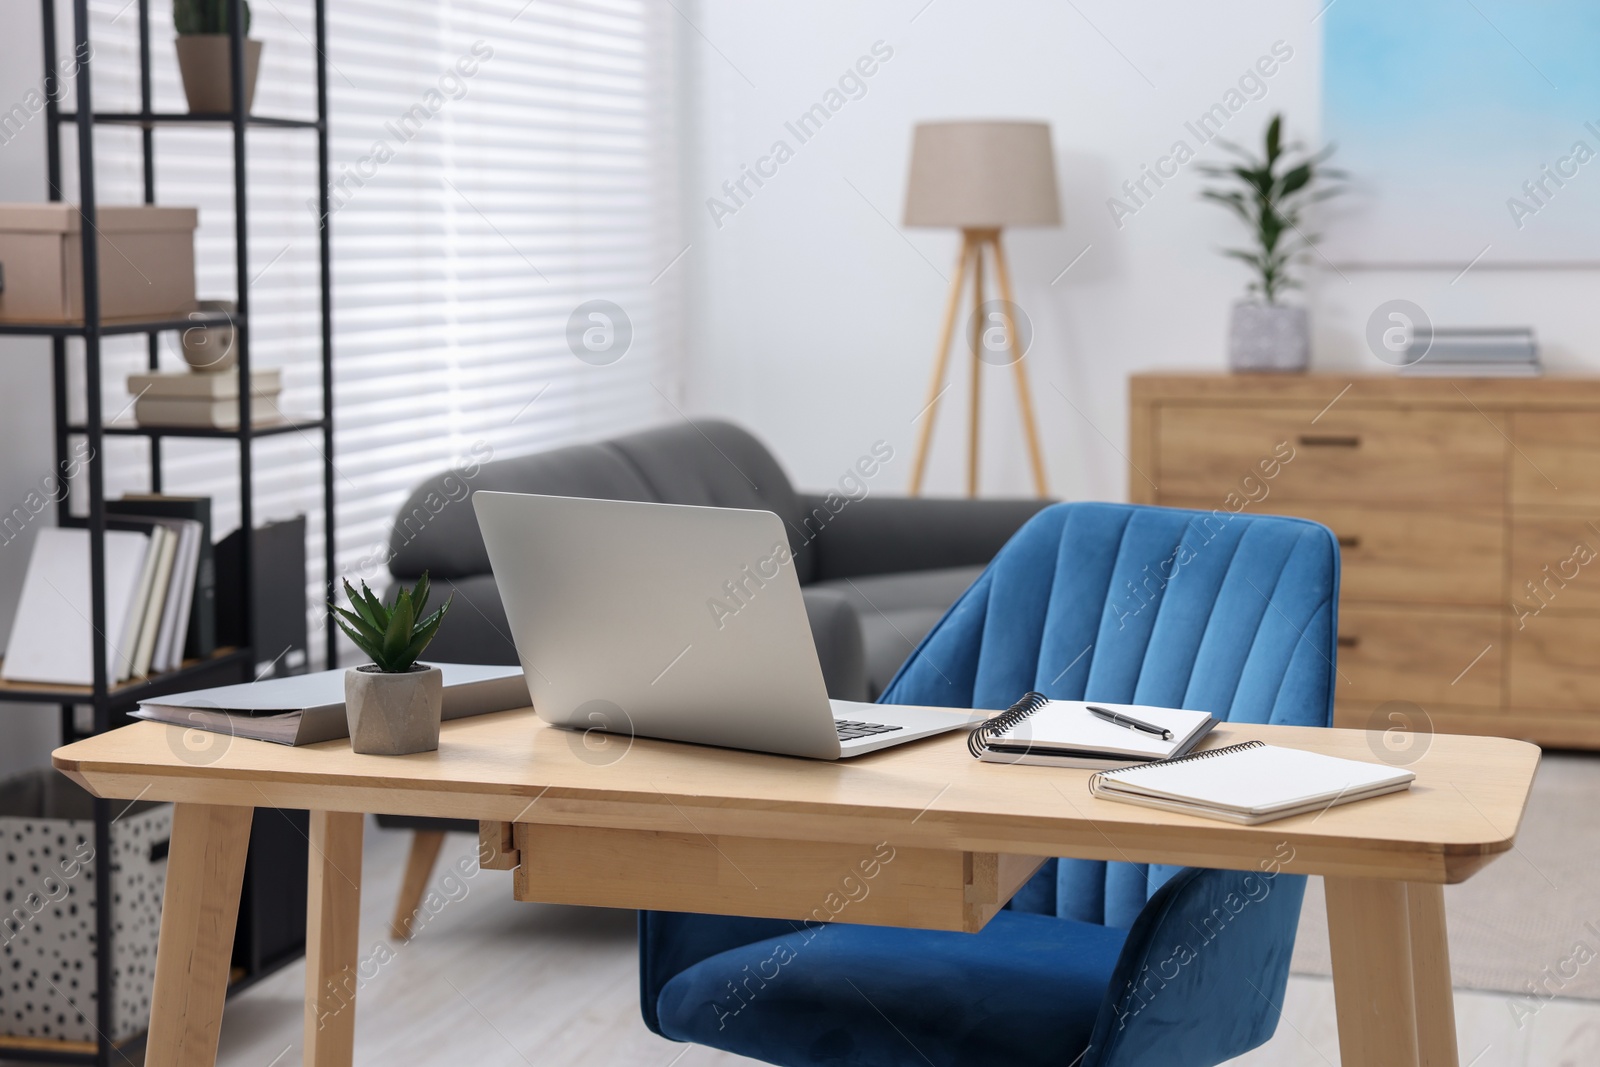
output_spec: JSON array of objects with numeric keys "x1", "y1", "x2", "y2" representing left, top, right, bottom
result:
[
  {"x1": 0, "y1": 0, "x2": 66, "y2": 777},
  {"x1": 679, "y1": 0, "x2": 1600, "y2": 499}
]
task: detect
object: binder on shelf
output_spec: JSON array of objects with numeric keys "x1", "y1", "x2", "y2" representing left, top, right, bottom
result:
[
  {"x1": 0, "y1": 527, "x2": 151, "y2": 686},
  {"x1": 216, "y1": 515, "x2": 308, "y2": 679}
]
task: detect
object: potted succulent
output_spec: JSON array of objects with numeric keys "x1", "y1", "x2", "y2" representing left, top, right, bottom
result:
[
  {"x1": 174, "y1": 0, "x2": 262, "y2": 115},
  {"x1": 1199, "y1": 114, "x2": 1342, "y2": 373},
  {"x1": 331, "y1": 574, "x2": 452, "y2": 755}
]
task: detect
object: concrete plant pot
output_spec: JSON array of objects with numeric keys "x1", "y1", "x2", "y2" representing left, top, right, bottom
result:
[
  {"x1": 345, "y1": 664, "x2": 442, "y2": 755},
  {"x1": 1228, "y1": 301, "x2": 1310, "y2": 373},
  {"x1": 175, "y1": 36, "x2": 263, "y2": 115}
]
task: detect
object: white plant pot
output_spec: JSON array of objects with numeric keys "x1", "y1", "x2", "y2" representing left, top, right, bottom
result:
[
  {"x1": 344, "y1": 664, "x2": 442, "y2": 755},
  {"x1": 1228, "y1": 302, "x2": 1310, "y2": 373}
]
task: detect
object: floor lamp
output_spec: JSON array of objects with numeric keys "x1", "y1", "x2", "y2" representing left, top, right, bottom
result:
[{"x1": 903, "y1": 121, "x2": 1060, "y2": 498}]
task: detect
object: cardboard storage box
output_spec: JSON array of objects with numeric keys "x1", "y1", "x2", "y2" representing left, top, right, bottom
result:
[
  {"x1": 0, "y1": 203, "x2": 198, "y2": 323},
  {"x1": 0, "y1": 768, "x2": 171, "y2": 1043}
]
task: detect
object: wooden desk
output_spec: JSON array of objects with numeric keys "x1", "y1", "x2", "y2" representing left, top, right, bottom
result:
[{"x1": 54, "y1": 709, "x2": 1539, "y2": 1067}]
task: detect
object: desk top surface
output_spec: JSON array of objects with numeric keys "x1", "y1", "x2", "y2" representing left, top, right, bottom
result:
[{"x1": 55, "y1": 709, "x2": 1540, "y2": 884}]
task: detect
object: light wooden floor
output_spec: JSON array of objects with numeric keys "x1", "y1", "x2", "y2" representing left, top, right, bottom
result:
[{"x1": 14, "y1": 823, "x2": 1594, "y2": 1066}]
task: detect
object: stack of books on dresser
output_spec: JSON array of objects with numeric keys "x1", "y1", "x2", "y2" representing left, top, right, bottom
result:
[
  {"x1": 1402, "y1": 327, "x2": 1540, "y2": 377},
  {"x1": 129, "y1": 368, "x2": 284, "y2": 429}
]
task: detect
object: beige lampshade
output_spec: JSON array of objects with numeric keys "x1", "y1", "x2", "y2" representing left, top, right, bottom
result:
[{"x1": 903, "y1": 120, "x2": 1061, "y2": 229}]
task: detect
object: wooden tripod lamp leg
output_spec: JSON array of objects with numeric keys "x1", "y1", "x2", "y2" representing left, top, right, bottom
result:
[
  {"x1": 967, "y1": 231, "x2": 987, "y2": 498},
  {"x1": 989, "y1": 232, "x2": 1049, "y2": 497},
  {"x1": 908, "y1": 235, "x2": 974, "y2": 496}
]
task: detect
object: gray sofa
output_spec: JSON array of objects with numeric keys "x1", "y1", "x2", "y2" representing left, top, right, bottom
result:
[{"x1": 386, "y1": 418, "x2": 1048, "y2": 701}]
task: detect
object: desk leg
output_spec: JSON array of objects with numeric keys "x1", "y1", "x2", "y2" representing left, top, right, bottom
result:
[
  {"x1": 304, "y1": 811, "x2": 365, "y2": 1067},
  {"x1": 1407, "y1": 882, "x2": 1460, "y2": 1067},
  {"x1": 1326, "y1": 877, "x2": 1458, "y2": 1067},
  {"x1": 147, "y1": 804, "x2": 254, "y2": 1067}
]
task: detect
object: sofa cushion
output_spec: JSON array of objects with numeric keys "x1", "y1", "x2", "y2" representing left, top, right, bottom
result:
[
  {"x1": 412, "y1": 573, "x2": 520, "y2": 666},
  {"x1": 387, "y1": 419, "x2": 815, "y2": 582},
  {"x1": 606, "y1": 419, "x2": 815, "y2": 583},
  {"x1": 387, "y1": 443, "x2": 656, "y2": 579},
  {"x1": 809, "y1": 565, "x2": 984, "y2": 699}
]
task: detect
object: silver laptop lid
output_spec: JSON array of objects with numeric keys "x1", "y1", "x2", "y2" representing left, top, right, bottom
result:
[{"x1": 472, "y1": 491, "x2": 842, "y2": 758}]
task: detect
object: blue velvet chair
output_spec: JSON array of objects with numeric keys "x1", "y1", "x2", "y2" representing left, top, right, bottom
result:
[{"x1": 639, "y1": 502, "x2": 1340, "y2": 1067}]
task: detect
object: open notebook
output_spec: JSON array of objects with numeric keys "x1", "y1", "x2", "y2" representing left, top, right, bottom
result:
[
  {"x1": 1089, "y1": 740, "x2": 1416, "y2": 824},
  {"x1": 968, "y1": 692, "x2": 1217, "y2": 768}
]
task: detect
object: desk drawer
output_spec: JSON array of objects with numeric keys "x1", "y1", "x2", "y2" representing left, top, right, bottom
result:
[
  {"x1": 1510, "y1": 618, "x2": 1600, "y2": 712},
  {"x1": 1155, "y1": 405, "x2": 1505, "y2": 506},
  {"x1": 1167, "y1": 499, "x2": 1503, "y2": 607},
  {"x1": 1336, "y1": 606, "x2": 1502, "y2": 708},
  {"x1": 1511, "y1": 413, "x2": 1600, "y2": 509}
]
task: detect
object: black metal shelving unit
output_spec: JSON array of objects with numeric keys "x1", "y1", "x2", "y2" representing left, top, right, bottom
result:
[{"x1": 0, "y1": 1, "x2": 336, "y2": 1063}]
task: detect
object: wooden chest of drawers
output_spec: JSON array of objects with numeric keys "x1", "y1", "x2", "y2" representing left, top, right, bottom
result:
[{"x1": 1129, "y1": 373, "x2": 1600, "y2": 748}]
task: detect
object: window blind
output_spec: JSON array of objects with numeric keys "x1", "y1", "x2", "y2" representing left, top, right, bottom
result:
[{"x1": 59, "y1": 0, "x2": 684, "y2": 666}]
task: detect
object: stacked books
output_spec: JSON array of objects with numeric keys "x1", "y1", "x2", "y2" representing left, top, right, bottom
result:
[
  {"x1": 1, "y1": 497, "x2": 213, "y2": 686},
  {"x1": 129, "y1": 367, "x2": 284, "y2": 429},
  {"x1": 1402, "y1": 327, "x2": 1540, "y2": 377}
]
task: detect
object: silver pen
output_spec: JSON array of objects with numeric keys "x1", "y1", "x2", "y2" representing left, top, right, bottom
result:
[{"x1": 1087, "y1": 705, "x2": 1173, "y2": 742}]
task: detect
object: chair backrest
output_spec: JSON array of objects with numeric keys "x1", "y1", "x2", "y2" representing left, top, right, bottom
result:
[
  {"x1": 879, "y1": 502, "x2": 1340, "y2": 928},
  {"x1": 385, "y1": 419, "x2": 818, "y2": 583}
]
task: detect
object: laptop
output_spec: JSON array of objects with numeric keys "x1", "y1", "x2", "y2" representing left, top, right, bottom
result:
[{"x1": 472, "y1": 491, "x2": 982, "y2": 759}]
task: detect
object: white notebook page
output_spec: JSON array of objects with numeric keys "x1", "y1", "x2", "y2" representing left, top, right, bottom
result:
[{"x1": 1097, "y1": 744, "x2": 1415, "y2": 816}]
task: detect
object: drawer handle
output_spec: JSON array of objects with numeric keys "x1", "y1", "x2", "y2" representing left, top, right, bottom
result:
[
  {"x1": 1299, "y1": 434, "x2": 1361, "y2": 448},
  {"x1": 1337, "y1": 534, "x2": 1361, "y2": 549},
  {"x1": 1336, "y1": 634, "x2": 1360, "y2": 649}
]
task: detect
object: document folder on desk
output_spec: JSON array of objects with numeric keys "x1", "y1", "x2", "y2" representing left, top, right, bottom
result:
[{"x1": 131, "y1": 663, "x2": 528, "y2": 745}]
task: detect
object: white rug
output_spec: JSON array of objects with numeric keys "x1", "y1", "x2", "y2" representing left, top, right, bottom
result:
[{"x1": 1291, "y1": 752, "x2": 1600, "y2": 1003}]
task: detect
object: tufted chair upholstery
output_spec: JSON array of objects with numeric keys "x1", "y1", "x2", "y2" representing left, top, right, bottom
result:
[{"x1": 639, "y1": 502, "x2": 1340, "y2": 1067}]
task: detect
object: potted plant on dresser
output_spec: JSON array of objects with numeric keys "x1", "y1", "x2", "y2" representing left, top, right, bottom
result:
[
  {"x1": 174, "y1": 0, "x2": 262, "y2": 115},
  {"x1": 331, "y1": 574, "x2": 452, "y2": 755},
  {"x1": 1199, "y1": 114, "x2": 1342, "y2": 372}
]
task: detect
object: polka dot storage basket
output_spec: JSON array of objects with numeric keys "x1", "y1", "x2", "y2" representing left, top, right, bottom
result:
[{"x1": 0, "y1": 769, "x2": 171, "y2": 1044}]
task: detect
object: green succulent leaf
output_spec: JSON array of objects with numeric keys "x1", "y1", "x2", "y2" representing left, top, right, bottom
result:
[{"x1": 328, "y1": 571, "x2": 448, "y2": 672}]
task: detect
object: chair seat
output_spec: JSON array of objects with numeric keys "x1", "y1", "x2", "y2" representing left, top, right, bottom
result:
[{"x1": 655, "y1": 910, "x2": 1126, "y2": 1067}]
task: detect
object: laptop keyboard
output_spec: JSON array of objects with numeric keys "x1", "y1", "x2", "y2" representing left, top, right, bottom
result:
[{"x1": 835, "y1": 719, "x2": 904, "y2": 742}]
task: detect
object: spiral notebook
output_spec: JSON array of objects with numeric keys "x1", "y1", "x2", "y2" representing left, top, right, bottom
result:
[
  {"x1": 968, "y1": 692, "x2": 1217, "y2": 768},
  {"x1": 1088, "y1": 740, "x2": 1416, "y2": 824}
]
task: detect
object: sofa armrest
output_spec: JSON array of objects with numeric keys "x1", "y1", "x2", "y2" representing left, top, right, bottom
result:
[
  {"x1": 800, "y1": 494, "x2": 1051, "y2": 581},
  {"x1": 801, "y1": 586, "x2": 868, "y2": 702}
]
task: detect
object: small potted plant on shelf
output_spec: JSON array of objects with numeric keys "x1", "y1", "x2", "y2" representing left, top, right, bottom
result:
[
  {"x1": 174, "y1": 0, "x2": 262, "y2": 115},
  {"x1": 1198, "y1": 114, "x2": 1342, "y2": 373},
  {"x1": 331, "y1": 574, "x2": 452, "y2": 755}
]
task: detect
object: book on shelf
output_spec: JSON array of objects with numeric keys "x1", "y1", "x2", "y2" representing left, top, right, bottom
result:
[
  {"x1": 104, "y1": 515, "x2": 204, "y2": 680},
  {"x1": 0, "y1": 527, "x2": 150, "y2": 686},
  {"x1": 131, "y1": 663, "x2": 531, "y2": 745},
  {"x1": 111, "y1": 495, "x2": 215, "y2": 662},
  {"x1": 133, "y1": 393, "x2": 285, "y2": 429},
  {"x1": 126, "y1": 367, "x2": 281, "y2": 399}
]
